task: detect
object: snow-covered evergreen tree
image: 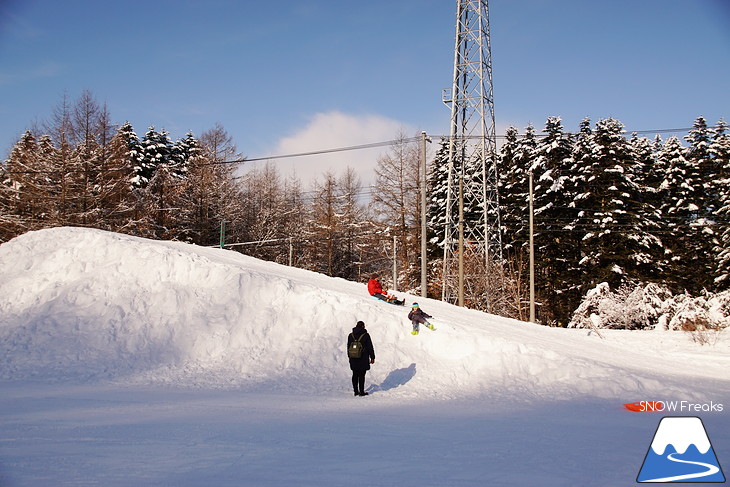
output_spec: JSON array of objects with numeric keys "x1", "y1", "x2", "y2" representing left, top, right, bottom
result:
[
  {"x1": 427, "y1": 138, "x2": 451, "y2": 252},
  {"x1": 570, "y1": 118, "x2": 662, "y2": 294},
  {"x1": 171, "y1": 132, "x2": 195, "y2": 179},
  {"x1": 685, "y1": 117, "x2": 718, "y2": 213},
  {"x1": 136, "y1": 127, "x2": 186, "y2": 238},
  {"x1": 115, "y1": 122, "x2": 142, "y2": 188},
  {"x1": 497, "y1": 126, "x2": 530, "y2": 254},
  {"x1": 532, "y1": 117, "x2": 581, "y2": 324},
  {"x1": 712, "y1": 119, "x2": 730, "y2": 290},
  {"x1": 166, "y1": 132, "x2": 204, "y2": 242},
  {"x1": 134, "y1": 126, "x2": 171, "y2": 190},
  {"x1": 658, "y1": 135, "x2": 716, "y2": 292},
  {"x1": 628, "y1": 133, "x2": 668, "y2": 280}
]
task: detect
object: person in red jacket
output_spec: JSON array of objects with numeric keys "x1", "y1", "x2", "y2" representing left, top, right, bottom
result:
[{"x1": 367, "y1": 273, "x2": 404, "y2": 305}]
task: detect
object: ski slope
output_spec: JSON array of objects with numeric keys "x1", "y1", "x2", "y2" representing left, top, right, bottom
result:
[{"x1": 0, "y1": 227, "x2": 728, "y2": 486}]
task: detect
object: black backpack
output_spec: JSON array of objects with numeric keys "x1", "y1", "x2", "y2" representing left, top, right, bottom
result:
[{"x1": 348, "y1": 333, "x2": 366, "y2": 359}]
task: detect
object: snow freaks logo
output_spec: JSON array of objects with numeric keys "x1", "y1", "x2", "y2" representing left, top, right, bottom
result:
[
  {"x1": 636, "y1": 416, "x2": 725, "y2": 483},
  {"x1": 624, "y1": 401, "x2": 724, "y2": 413}
]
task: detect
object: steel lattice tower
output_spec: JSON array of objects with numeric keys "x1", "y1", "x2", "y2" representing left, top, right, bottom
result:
[{"x1": 441, "y1": 0, "x2": 501, "y2": 306}]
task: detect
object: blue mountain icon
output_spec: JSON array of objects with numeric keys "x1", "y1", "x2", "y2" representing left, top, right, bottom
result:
[{"x1": 638, "y1": 417, "x2": 725, "y2": 483}]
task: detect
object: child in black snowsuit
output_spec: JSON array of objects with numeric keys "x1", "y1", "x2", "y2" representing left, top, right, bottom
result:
[{"x1": 408, "y1": 303, "x2": 434, "y2": 335}]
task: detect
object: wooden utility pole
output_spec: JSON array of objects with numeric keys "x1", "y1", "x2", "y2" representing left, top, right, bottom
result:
[
  {"x1": 421, "y1": 131, "x2": 431, "y2": 298},
  {"x1": 529, "y1": 171, "x2": 535, "y2": 323}
]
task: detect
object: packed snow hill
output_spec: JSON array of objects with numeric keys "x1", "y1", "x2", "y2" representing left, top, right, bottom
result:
[
  {"x1": 1, "y1": 227, "x2": 729, "y2": 487},
  {"x1": 1, "y1": 226, "x2": 729, "y2": 399}
]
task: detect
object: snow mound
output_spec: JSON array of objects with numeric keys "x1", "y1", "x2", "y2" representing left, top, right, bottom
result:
[{"x1": 0, "y1": 227, "x2": 726, "y2": 400}]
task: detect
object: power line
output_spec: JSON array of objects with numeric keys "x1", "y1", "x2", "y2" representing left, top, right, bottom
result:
[
  {"x1": 216, "y1": 125, "x2": 720, "y2": 166},
  {"x1": 241, "y1": 137, "x2": 423, "y2": 163},
  {"x1": 3, "y1": 124, "x2": 724, "y2": 176}
]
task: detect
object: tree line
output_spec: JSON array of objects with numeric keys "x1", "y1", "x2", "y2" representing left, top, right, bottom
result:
[
  {"x1": 489, "y1": 116, "x2": 730, "y2": 325},
  {"x1": 0, "y1": 92, "x2": 419, "y2": 288},
  {"x1": 2, "y1": 92, "x2": 728, "y2": 328},
  {"x1": 1, "y1": 92, "x2": 241, "y2": 247}
]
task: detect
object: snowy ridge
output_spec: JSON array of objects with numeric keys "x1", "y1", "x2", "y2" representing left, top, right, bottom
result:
[{"x1": 1, "y1": 227, "x2": 728, "y2": 401}]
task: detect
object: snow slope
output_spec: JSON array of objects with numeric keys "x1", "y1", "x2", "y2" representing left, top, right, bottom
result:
[{"x1": 0, "y1": 227, "x2": 728, "y2": 486}]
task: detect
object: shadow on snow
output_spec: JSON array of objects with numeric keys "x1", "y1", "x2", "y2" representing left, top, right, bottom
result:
[{"x1": 369, "y1": 363, "x2": 417, "y2": 394}]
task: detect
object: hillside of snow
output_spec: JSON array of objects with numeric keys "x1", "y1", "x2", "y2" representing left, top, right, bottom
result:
[
  {"x1": 1, "y1": 227, "x2": 729, "y2": 399},
  {"x1": 1, "y1": 227, "x2": 728, "y2": 486}
]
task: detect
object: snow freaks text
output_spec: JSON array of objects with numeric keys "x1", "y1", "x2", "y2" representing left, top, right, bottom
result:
[{"x1": 624, "y1": 401, "x2": 724, "y2": 413}]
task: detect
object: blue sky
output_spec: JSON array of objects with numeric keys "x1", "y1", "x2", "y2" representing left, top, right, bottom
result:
[{"x1": 1, "y1": 0, "x2": 729, "y2": 184}]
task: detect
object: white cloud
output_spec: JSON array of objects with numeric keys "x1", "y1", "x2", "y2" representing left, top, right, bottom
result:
[{"x1": 252, "y1": 111, "x2": 414, "y2": 189}]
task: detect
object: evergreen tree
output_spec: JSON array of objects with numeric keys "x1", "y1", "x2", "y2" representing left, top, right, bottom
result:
[
  {"x1": 628, "y1": 133, "x2": 667, "y2": 279},
  {"x1": 497, "y1": 125, "x2": 529, "y2": 255},
  {"x1": 681, "y1": 118, "x2": 722, "y2": 292},
  {"x1": 492, "y1": 126, "x2": 532, "y2": 319},
  {"x1": 686, "y1": 117, "x2": 721, "y2": 219},
  {"x1": 658, "y1": 135, "x2": 715, "y2": 292},
  {"x1": 134, "y1": 126, "x2": 169, "y2": 190},
  {"x1": 168, "y1": 132, "x2": 204, "y2": 242},
  {"x1": 570, "y1": 118, "x2": 661, "y2": 295},
  {"x1": 711, "y1": 119, "x2": 730, "y2": 289},
  {"x1": 716, "y1": 191, "x2": 730, "y2": 290},
  {"x1": 137, "y1": 127, "x2": 181, "y2": 238},
  {"x1": 532, "y1": 117, "x2": 580, "y2": 325},
  {"x1": 629, "y1": 133, "x2": 662, "y2": 193},
  {"x1": 712, "y1": 119, "x2": 730, "y2": 181},
  {"x1": 427, "y1": 138, "x2": 451, "y2": 252}
]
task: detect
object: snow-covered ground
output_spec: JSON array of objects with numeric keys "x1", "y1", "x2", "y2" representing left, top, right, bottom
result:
[{"x1": 1, "y1": 227, "x2": 728, "y2": 486}]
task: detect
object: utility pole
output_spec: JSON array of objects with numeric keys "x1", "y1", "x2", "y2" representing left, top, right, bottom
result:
[
  {"x1": 458, "y1": 174, "x2": 465, "y2": 307},
  {"x1": 392, "y1": 235, "x2": 398, "y2": 292},
  {"x1": 421, "y1": 131, "x2": 431, "y2": 298},
  {"x1": 529, "y1": 171, "x2": 535, "y2": 323}
]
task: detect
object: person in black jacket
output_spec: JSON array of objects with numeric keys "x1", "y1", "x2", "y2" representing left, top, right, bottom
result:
[{"x1": 347, "y1": 321, "x2": 375, "y2": 396}]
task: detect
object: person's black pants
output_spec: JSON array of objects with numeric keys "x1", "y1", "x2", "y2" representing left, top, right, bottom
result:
[{"x1": 352, "y1": 370, "x2": 366, "y2": 394}]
